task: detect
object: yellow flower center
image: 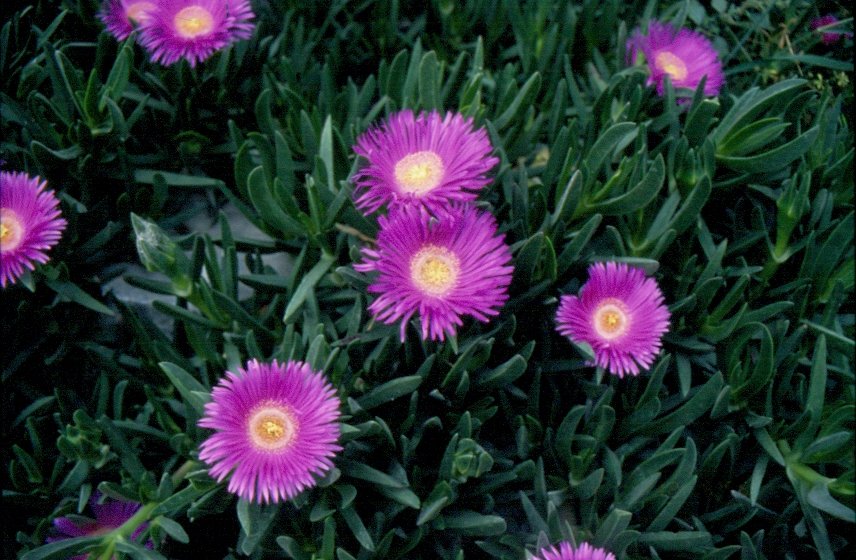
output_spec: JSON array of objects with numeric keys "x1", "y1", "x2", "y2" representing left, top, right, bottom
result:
[
  {"x1": 247, "y1": 402, "x2": 298, "y2": 453},
  {"x1": 125, "y1": 1, "x2": 155, "y2": 24},
  {"x1": 593, "y1": 298, "x2": 630, "y2": 341},
  {"x1": 173, "y1": 6, "x2": 215, "y2": 39},
  {"x1": 410, "y1": 245, "x2": 460, "y2": 296},
  {"x1": 394, "y1": 151, "x2": 445, "y2": 195},
  {"x1": 655, "y1": 51, "x2": 688, "y2": 81},
  {"x1": 0, "y1": 208, "x2": 25, "y2": 253}
]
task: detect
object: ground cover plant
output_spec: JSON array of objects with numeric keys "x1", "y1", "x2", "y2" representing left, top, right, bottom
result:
[{"x1": 1, "y1": 0, "x2": 853, "y2": 558}]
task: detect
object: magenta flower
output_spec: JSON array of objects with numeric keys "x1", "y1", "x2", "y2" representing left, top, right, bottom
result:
[
  {"x1": 48, "y1": 493, "x2": 149, "y2": 559},
  {"x1": 198, "y1": 359, "x2": 341, "y2": 504},
  {"x1": 352, "y1": 110, "x2": 499, "y2": 215},
  {"x1": 355, "y1": 204, "x2": 513, "y2": 341},
  {"x1": 534, "y1": 541, "x2": 616, "y2": 560},
  {"x1": 0, "y1": 171, "x2": 66, "y2": 288},
  {"x1": 138, "y1": 0, "x2": 255, "y2": 67},
  {"x1": 627, "y1": 21, "x2": 724, "y2": 97},
  {"x1": 556, "y1": 262, "x2": 670, "y2": 378},
  {"x1": 811, "y1": 15, "x2": 853, "y2": 45},
  {"x1": 98, "y1": 0, "x2": 157, "y2": 41}
]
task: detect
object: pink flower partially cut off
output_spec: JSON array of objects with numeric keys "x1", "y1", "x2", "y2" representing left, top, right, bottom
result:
[
  {"x1": 534, "y1": 541, "x2": 617, "y2": 560},
  {"x1": 811, "y1": 15, "x2": 853, "y2": 45},
  {"x1": 1, "y1": 171, "x2": 66, "y2": 288},
  {"x1": 138, "y1": 0, "x2": 255, "y2": 67},
  {"x1": 47, "y1": 492, "x2": 150, "y2": 559},
  {"x1": 98, "y1": 0, "x2": 157, "y2": 41}
]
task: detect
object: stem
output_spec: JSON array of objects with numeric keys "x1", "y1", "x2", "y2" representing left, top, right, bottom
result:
[{"x1": 170, "y1": 459, "x2": 199, "y2": 487}]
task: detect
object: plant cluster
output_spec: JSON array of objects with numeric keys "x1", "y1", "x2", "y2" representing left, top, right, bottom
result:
[{"x1": 1, "y1": 1, "x2": 853, "y2": 559}]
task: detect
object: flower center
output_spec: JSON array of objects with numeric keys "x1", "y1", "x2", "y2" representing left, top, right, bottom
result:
[
  {"x1": 593, "y1": 298, "x2": 630, "y2": 340},
  {"x1": 410, "y1": 245, "x2": 460, "y2": 296},
  {"x1": 394, "y1": 151, "x2": 445, "y2": 195},
  {"x1": 0, "y1": 208, "x2": 25, "y2": 253},
  {"x1": 173, "y1": 5, "x2": 215, "y2": 38},
  {"x1": 654, "y1": 51, "x2": 688, "y2": 81},
  {"x1": 247, "y1": 402, "x2": 298, "y2": 453},
  {"x1": 125, "y1": 1, "x2": 155, "y2": 24}
]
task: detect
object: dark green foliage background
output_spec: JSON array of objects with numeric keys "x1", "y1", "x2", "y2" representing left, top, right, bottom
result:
[{"x1": 1, "y1": 0, "x2": 853, "y2": 559}]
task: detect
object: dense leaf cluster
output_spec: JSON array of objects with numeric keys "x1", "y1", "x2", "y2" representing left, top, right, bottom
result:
[{"x1": 2, "y1": 1, "x2": 853, "y2": 559}]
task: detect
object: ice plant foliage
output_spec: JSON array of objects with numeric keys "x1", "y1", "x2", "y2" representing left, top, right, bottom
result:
[
  {"x1": 628, "y1": 20, "x2": 724, "y2": 97},
  {"x1": 48, "y1": 493, "x2": 149, "y2": 559},
  {"x1": 356, "y1": 204, "x2": 513, "y2": 341},
  {"x1": 137, "y1": 0, "x2": 255, "y2": 67},
  {"x1": 556, "y1": 262, "x2": 670, "y2": 377},
  {"x1": 0, "y1": 171, "x2": 66, "y2": 288},
  {"x1": 198, "y1": 359, "x2": 341, "y2": 503},
  {"x1": 811, "y1": 15, "x2": 853, "y2": 45},
  {"x1": 98, "y1": 0, "x2": 157, "y2": 40},
  {"x1": 352, "y1": 110, "x2": 499, "y2": 214},
  {"x1": 533, "y1": 541, "x2": 617, "y2": 560}
]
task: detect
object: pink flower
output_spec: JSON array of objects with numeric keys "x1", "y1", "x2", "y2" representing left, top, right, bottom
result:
[
  {"x1": 98, "y1": 0, "x2": 157, "y2": 40},
  {"x1": 811, "y1": 15, "x2": 853, "y2": 45},
  {"x1": 352, "y1": 110, "x2": 499, "y2": 215},
  {"x1": 48, "y1": 493, "x2": 150, "y2": 559},
  {"x1": 533, "y1": 541, "x2": 616, "y2": 560},
  {"x1": 198, "y1": 360, "x2": 341, "y2": 503},
  {"x1": 0, "y1": 171, "x2": 66, "y2": 288},
  {"x1": 627, "y1": 21, "x2": 724, "y2": 97},
  {"x1": 355, "y1": 204, "x2": 513, "y2": 341},
  {"x1": 138, "y1": 0, "x2": 255, "y2": 67},
  {"x1": 556, "y1": 262, "x2": 670, "y2": 377}
]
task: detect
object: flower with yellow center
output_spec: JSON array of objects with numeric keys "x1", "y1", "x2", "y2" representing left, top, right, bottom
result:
[
  {"x1": 555, "y1": 262, "x2": 671, "y2": 378},
  {"x1": 394, "y1": 151, "x2": 445, "y2": 195},
  {"x1": 0, "y1": 208, "x2": 25, "y2": 253},
  {"x1": 654, "y1": 51, "x2": 688, "y2": 81},
  {"x1": 173, "y1": 5, "x2": 214, "y2": 39},
  {"x1": 198, "y1": 359, "x2": 341, "y2": 503},
  {"x1": 410, "y1": 245, "x2": 460, "y2": 296},
  {"x1": 247, "y1": 402, "x2": 299, "y2": 453},
  {"x1": 592, "y1": 298, "x2": 630, "y2": 341}
]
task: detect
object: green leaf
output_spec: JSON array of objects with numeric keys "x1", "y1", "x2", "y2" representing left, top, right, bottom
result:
[
  {"x1": 593, "y1": 508, "x2": 632, "y2": 547},
  {"x1": 637, "y1": 531, "x2": 713, "y2": 551},
  {"x1": 114, "y1": 539, "x2": 169, "y2": 560},
  {"x1": 475, "y1": 353, "x2": 529, "y2": 390},
  {"x1": 417, "y1": 482, "x2": 454, "y2": 526},
  {"x1": 439, "y1": 510, "x2": 506, "y2": 536},
  {"x1": 341, "y1": 506, "x2": 375, "y2": 551},
  {"x1": 246, "y1": 166, "x2": 305, "y2": 237},
  {"x1": 717, "y1": 117, "x2": 791, "y2": 157},
  {"x1": 20, "y1": 537, "x2": 100, "y2": 560},
  {"x1": 493, "y1": 72, "x2": 541, "y2": 130},
  {"x1": 586, "y1": 122, "x2": 638, "y2": 178},
  {"x1": 806, "y1": 483, "x2": 856, "y2": 522},
  {"x1": 45, "y1": 279, "x2": 115, "y2": 316},
  {"x1": 637, "y1": 373, "x2": 724, "y2": 436},
  {"x1": 283, "y1": 253, "x2": 335, "y2": 323},
  {"x1": 154, "y1": 516, "x2": 189, "y2": 544},
  {"x1": 418, "y1": 51, "x2": 440, "y2": 110},
  {"x1": 717, "y1": 126, "x2": 818, "y2": 173},
  {"x1": 806, "y1": 335, "x2": 827, "y2": 426},
  {"x1": 356, "y1": 375, "x2": 423, "y2": 411},
  {"x1": 237, "y1": 499, "x2": 279, "y2": 555},
  {"x1": 159, "y1": 362, "x2": 209, "y2": 416},
  {"x1": 588, "y1": 154, "x2": 665, "y2": 215},
  {"x1": 133, "y1": 169, "x2": 223, "y2": 188}
]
